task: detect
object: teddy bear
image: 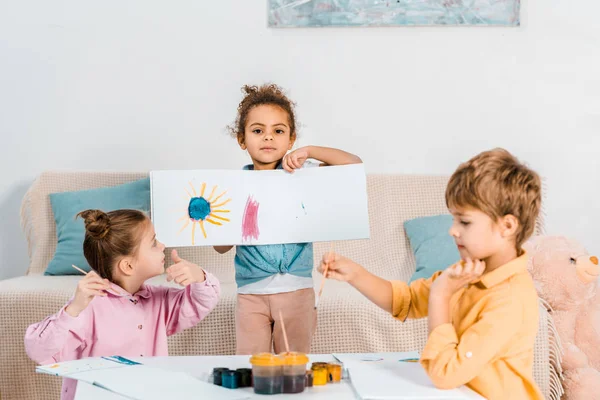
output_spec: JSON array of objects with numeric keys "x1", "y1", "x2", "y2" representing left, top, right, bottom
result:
[{"x1": 524, "y1": 236, "x2": 600, "y2": 399}]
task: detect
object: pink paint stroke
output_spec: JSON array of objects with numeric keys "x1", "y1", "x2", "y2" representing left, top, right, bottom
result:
[{"x1": 242, "y1": 195, "x2": 260, "y2": 241}]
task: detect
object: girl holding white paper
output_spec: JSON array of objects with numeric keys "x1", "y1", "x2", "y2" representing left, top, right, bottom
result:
[
  {"x1": 215, "y1": 83, "x2": 362, "y2": 355},
  {"x1": 25, "y1": 209, "x2": 221, "y2": 400}
]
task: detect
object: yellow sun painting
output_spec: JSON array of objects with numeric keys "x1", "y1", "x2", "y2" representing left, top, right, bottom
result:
[{"x1": 178, "y1": 182, "x2": 231, "y2": 245}]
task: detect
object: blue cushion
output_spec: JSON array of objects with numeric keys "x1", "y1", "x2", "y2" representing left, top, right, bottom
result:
[
  {"x1": 404, "y1": 214, "x2": 460, "y2": 283},
  {"x1": 45, "y1": 178, "x2": 151, "y2": 276}
]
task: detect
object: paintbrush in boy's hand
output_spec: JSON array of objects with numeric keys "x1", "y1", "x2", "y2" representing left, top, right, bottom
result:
[{"x1": 314, "y1": 243, "x2": 334, "y2": 309}]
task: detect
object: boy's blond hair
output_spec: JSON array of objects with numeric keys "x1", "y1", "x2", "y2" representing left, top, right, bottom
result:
[{"x1": 445, "y1": 148, "x2": 542, "y2": 249}]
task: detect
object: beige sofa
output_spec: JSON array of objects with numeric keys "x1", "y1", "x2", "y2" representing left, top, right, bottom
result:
[{"x1": 0, "y1": 172, "x2": 563, "y2": 400}]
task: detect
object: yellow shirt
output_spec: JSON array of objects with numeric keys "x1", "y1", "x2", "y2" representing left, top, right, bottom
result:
[{"x1": 391, "y1": 252, "x2": 544, "y2": 400}]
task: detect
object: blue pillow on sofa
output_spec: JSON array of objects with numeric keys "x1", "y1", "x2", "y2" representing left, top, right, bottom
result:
[
  {"x1": 404, "y1": 214, "x2": 460, "y2": 283},
  {"x1": 45, "y1": 178, "x2": 151, "y2": 276}
]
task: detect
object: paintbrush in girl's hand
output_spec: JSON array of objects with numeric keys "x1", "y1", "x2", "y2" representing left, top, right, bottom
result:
[
  {"x1": 314, "y1": 243, "x2": 334, "y2": 309},
  {"x1": 71, "y1": 265, "x2": 130, "y2": 296}
]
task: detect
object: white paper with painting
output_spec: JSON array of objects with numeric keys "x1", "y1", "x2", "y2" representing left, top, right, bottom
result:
[{"x1": 150, "y1": 164, "x2": 369, "y2": 247}]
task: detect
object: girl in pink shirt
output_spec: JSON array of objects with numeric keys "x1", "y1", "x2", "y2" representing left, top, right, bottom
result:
[{"x1": 24, "y1": 209, "x2": 221, "y2": 400}]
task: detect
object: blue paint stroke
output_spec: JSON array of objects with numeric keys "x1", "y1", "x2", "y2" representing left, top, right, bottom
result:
[
  {"x1": 188, "y1": 197, "x2": 211, "y2": 221},
  {"x1": 269, "y1": 0, "x2": 520, "y2": 27}
]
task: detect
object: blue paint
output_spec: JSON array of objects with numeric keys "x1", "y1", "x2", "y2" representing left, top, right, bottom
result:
[
  {"x1": 101, "y1": 356, "x2": 141, "y2": 365},
  {"x1": 360, "y1": 356, "x2": 383, "y2": 362},
  {"x1": 269, "y1": 0, "x2": 520, "y2": 27},
  {"x1": 301, "y1": 202, "x2": 307, "y2": 215},
  {"x1": 188, "y1": 197, "x2": 211, "y2": 221}
]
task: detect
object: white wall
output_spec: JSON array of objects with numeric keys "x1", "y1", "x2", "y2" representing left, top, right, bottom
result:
[{"x1": 0, "y1": 0, "x2": 598, "y2": 280}]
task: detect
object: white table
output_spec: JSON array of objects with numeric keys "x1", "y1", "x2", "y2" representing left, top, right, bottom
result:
[{"x1": 74, "y1": 353, "x2": 483, "y2": 399}]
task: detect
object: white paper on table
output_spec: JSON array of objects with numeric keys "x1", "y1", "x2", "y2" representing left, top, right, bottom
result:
[
  {"x1": 344, "y1": 360, "x2": 485, "y2": 399},
  {"x1": 36, "y1": 356, "x2": 135, "y2": 383},
  {"x1": 150, "y1": 164, "x2": 370, "y2": 247},
  {"x1": 73, "y1": 365, "x2": 249, "y2": 400},
  {"x1": 333, "y1": 351, "x2": 420, "y2": 364}
]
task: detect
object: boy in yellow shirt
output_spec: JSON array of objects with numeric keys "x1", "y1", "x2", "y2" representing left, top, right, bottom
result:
[{"x1": 320, "y1": 148, "x2": 544, "y2": 399}]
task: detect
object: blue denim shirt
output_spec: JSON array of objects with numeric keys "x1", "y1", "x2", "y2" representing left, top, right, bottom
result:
[{"x1": 235, "y1": 163, "x2": 314, "y2": 287}]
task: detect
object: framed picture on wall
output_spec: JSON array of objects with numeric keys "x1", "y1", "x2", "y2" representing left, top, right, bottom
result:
[{"x1": 268, "y1": 0, "x2": 520, "y2": 28}]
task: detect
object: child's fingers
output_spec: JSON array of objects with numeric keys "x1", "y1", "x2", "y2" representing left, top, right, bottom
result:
[
  {"x1": 318, "y1": 257, "x2": 337, "y2": 273},
  {"x1": 322, "y1": 251, "x2": 339, "y2": 264},
  {"x1": 464, "y1": 257, "x2": 473, "y2": 270},
  {"x1": 168, "y1": 269, "x2": 189, "y2": 281},
  {"x1": 81, "y1": 277, "x2": 110, "y2": 291},
  {"x1": 87, "y1": 275, "x2": 110, "y2": 286},
  {"x1": 317, "y1": 261, "x2": 327, "y2": 275},
  {"x1": 323, "y1": 269, "x2": 345, "y2": 281},
  {"x1": 454, "y1": 258, "x2": 473, "y2": 276},
  {"x1": 462, "y1": 261, "x2": 475, "y2": 276},
  {"x1": 166, "y1": 263, "x2": 188, "y2": 276},
  {"x1": 463, "y1": 259, "x2": 483, "y2": 277},
  {"x1": 285, "y1": 155, "x2": 297, "y2": 171},
  {"x1": 450, "y1": 262, "x2": 462, "y2": 272},
  {"x1": 324, "y1": 258, "x2": 341, "y2": 272},
  {"x1": 178, "y1": 278, "x2": 192, "y2": 287},
  {"x1": 81, "y1": 272, "x2": 99, "y2": 283},
  {"x1": 448, "y1": 262, "x2": 462, "y2": 277},
  {"x1": 292, "y1": 156, "x2": 303, "y2": 169},
  {"x1": 174, "y1": 274, "x2": 190, "y2": 285},
  {"x1": 85, "y1": 282, "x2": 112, "y2": 291},
  {"x1": 166, "y1": 271, "x2": 177, "y2": 282},
  {"x1": 171, "y1": 249, "x2": 183, "y2": 263},
  {"x1": 83, "y1": 288, "x2": 107, "y2": 297}
]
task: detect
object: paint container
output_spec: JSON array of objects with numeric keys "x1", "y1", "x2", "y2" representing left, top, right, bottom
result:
[
  {"x1": 311, "y1": 362, "x2": 329, "y2": 368},
  {"x1": 305, "y1": 370, "x2": 313, "y2": 387},
  {"x1": 222, "y1": 370, "x2": 240, "y2": 389},
  {"x1": 250, "y1": 353, "x2": 284, "y2": 395},
  {"x1": 280, "y1": 352, "x2": 309, "y2": 394},
  {"x1": 311, "y1": 364, "x2": 328, "y2": 386},
  {"x1": 236, "y1": 368, "x2": 252, "y2": 387},
  {"x1": 212, "y1": 367, "x2": 229, "y2": 386},
  {"x1": 327, "y1": 363, "x2": 342, "y2": 383}
]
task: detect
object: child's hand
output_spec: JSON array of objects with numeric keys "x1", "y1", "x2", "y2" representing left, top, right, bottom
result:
[
  {"x1": 283, "y1": 147, "x2": 310, "y2": 172},
  {"x1": 66, "y1": 271, "x2": 111, "y2": 317},
  {"x1": 166, "y1": 249, "x2": 206, "y2": 287},
  {"x1": 430, "y1": 258, "x2": 485, "y2": 300},
  {"x1": 318, "y1": 252, "x2": 364, "y2": 283}
]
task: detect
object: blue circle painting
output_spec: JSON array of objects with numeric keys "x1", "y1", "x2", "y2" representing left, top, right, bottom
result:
[{"x1": 188, "y1": 197, "x2": 211, "y2": 221}]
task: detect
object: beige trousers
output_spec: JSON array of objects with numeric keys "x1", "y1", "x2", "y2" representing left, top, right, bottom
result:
[{"x1": 235, "y1": 288, "x2": 317, "y2": 355}]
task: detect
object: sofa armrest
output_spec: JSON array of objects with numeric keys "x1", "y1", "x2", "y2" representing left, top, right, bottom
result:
[
  {"x1": 0, "y1": 276, "x2": 80, "y2": 399},
  {"x1": 536, "y1": 300, "x2": 564, "y2": 400}
]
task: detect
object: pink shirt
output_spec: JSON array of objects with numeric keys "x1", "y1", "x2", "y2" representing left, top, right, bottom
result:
[{"x1": 24, "y1": 273, "x2": 220, "y2": 400}]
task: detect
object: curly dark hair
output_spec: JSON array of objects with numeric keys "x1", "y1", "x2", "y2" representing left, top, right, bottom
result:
[{"x1": 229, "y1": 84, "x2": 297, "y2": 144}]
